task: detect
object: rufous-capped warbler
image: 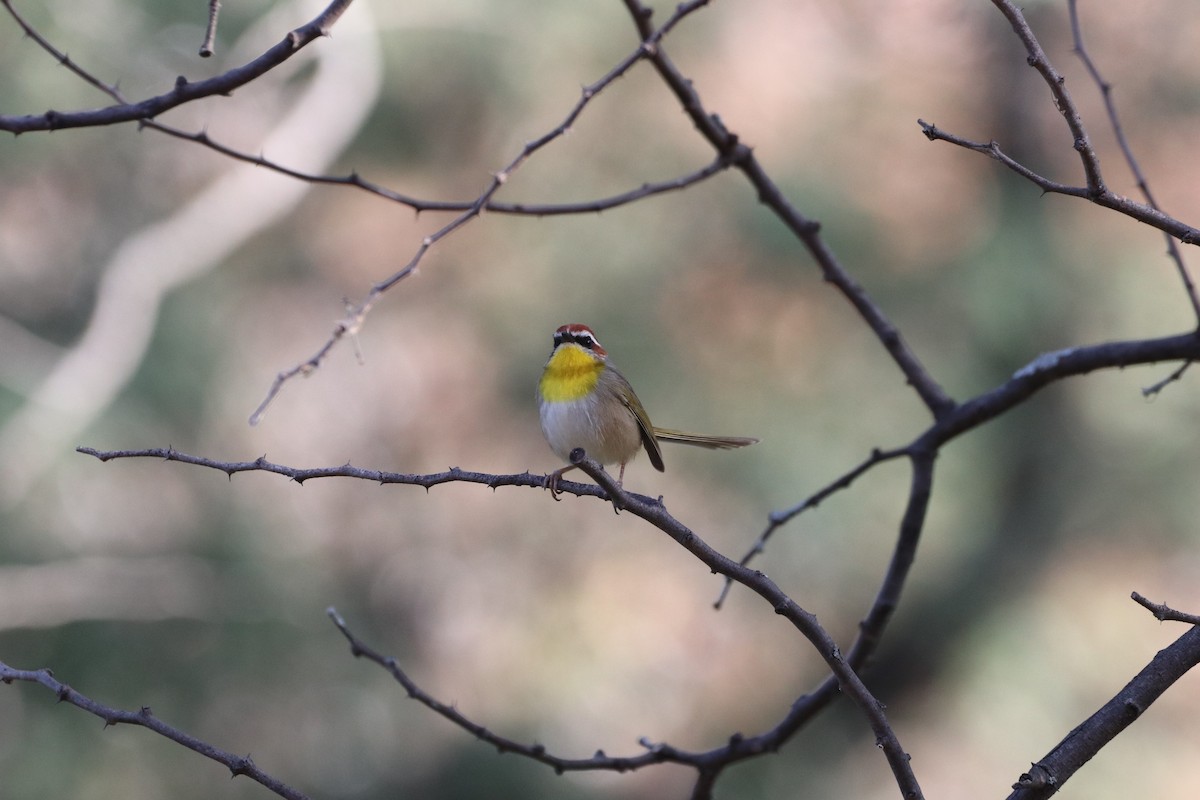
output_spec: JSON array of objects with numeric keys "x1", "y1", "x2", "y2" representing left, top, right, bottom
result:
[{"x1": 537, "y1": 323, "x2": 757, "y2": 496}]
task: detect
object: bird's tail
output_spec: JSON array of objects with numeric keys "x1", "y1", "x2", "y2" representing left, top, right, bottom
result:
[{"x1": 652, "y1": 428, "x2": 758, "y2": 450}]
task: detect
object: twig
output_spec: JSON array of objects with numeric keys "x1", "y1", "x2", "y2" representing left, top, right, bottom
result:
[
  {"x1": 989, "y1": 0, "x2": 1105, "y2": 196},
  {"x1": 917, "y1": 120, "x2": 1200, "y2": 245},
  {"x1": 147, "y1": 123, "x2": 731, "y2": 216},
  {"x1": 704, "y1": 450, "x2": 939, "y2": 769},
  {"x1": 1067, "y1": 0, "x2": 1200, "y2": 326},
  {"x1": 924, "y1": 332, "x2": 1200, "y2": 446},
  {"x1": 199, "y1": 0, "x2": 221, "y2": 57},
  {"x1": 1131, "y1": 592, "x2": 1200, "y2": 626},
  {"x1": 0, "y1": 660, "x2": 309, "y2": 800},
  {"x1": 571, "y1": 453, "x2": 925, "y2": 799},
  {"x1": 1141, "y1": 359, "x2": 1192, "y2": 398},
  {"x1": 621, "y1": 0, "x2": 956, "y2": 423},
  {"x1": 326, "y1": 608, "x2": 676, "y2": 774},
  {"x1": 80, "y1": 444, "x2": 919, "y2": 795},
  {"x1": 0, "y1": 0, "x2": 356, "y2": 133},
  {"x1": 79, "y1": 325, "x2": 1200, "y2": 794},
  {"x1": 246, "y1": 0, "x2": 717, "y2": 425},
  {"x1": 715, "y1": 445, "x2": 911, "y2": 608},
  {"x1": 1007, "y1": 625, "x2": 1200, "y2": 800},
  {"x1": 917, "y1": 120, "x2": 1089, "y2": 196},
  {"x1": 918, "y1": 1, "x2": 1200, "y2": 248},
  {"x1": 75, "y1": 446, "x2": 614, "y2": 499}
]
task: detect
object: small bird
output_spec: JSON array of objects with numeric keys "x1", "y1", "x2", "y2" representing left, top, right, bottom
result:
[{"x1": 537, "y1": 323, "x2": 757, "y2": 497}]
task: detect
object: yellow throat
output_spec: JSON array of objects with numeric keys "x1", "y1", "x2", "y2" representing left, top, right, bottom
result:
[{"x1": 539, "y1": 344, "x2": 604, "y2": 403}]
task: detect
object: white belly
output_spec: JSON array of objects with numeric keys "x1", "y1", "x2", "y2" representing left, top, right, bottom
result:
[{"x1": 539, "y1": 395, "x2": 642, "y2": 466}]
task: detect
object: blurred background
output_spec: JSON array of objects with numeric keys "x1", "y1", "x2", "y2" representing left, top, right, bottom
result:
[{"x1": 1, "y1": 0, "x2": 1199, "y2": 798}]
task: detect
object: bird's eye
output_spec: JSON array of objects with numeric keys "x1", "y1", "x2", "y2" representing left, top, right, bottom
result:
[{"x1": 553, "y1": 327, "x2": 598, "y2": 351}]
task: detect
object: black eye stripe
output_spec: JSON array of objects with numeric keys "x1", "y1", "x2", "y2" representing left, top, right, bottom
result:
[{"x1": 554, "y1": 331, "x2": 596, "y2": 350}]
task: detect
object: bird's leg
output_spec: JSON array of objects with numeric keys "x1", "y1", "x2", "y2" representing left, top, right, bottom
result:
[{"x1": 545, "y1": 464, "x2": 576, "y2": 500}]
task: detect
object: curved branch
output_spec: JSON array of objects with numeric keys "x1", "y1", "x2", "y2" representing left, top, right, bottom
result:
[
  {"x1": 0, "y1": 0, "x2": 355, "y2": 133},
  {"x1": 922, "y1": 331, "x2": 1200, "y2": 447},
  {"x1": 327, "y1": 608, "x2": 678, "y2": 775},
  {"x1": 0, "y1": 660, "x2": 308, "y2": 800},
  {"x1": 149, "y1": 121, "x2": 731, "y2": 216},
  {"x1": 708, "y1": 449, "x2": 937, "y2": 764}
]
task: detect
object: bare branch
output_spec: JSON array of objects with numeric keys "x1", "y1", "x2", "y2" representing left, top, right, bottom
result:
[
  {"x1": 569, "y1": 453, "x2": 925, "y2": 798},
  {"x1": 1066, "y1": 0, "x2": 1200, "y2": 324},
  {"x1": 923, "y1": 332, "x2": 1200, "y2": 447},
  {"x1": 989, "y1": 0, "x2": 1105, "y2": 196},
  {"x1": 1131, "y1": 592, "x2": 1200, "y2": 626},
  {"x1": 920, "y1": 3, "x2": 1200, "y2": 250},
  {"x1": 918, "y1": 120, "x2": 1200, "y2": 245},
  {"x1": 0, "y1": 660, "x2": 309, "y2": 800},
  {"x1": 1141, "y1": 359, "x2": 1192, "y2": 398},
  {"x1": 247, "y1": 1, "x2": 716, "y2": 425},
  {"x1": 707, "y1": 451, "x2": 938, "y2": 768},
  {"x1": 0, "y1": 0, "x2": 125, "y2": 101},
  {"x1": 732, "y1": 332, "x2": 1200, "y2": 594},
  {"x1": 326, "y1": 608, "x2": 677, "y2": 774},
  {"x1": 199, "y1": 0, "x2": 221, "y2": 58},
  {"x1": 917, "y1": 120, "x2": 1090, "y2": 196},
  {"x1": 621, "y1": 0, "x2": 956, "y2": 422},
  {"x1": 0, "y1": 0, "x2": 356, "y2": 133},
  {"x1": 147, "y1": 122, "x2": 731, "y2": 216},
  {"x1": 846, "y1": 450, "x2": 936, "y2": 664},
  {"x1": 76, "y1": 445, "x2": 597, "y2": 497},
  {"x1": 80, "y1": 444, "x2": 921, "y2": 796},
  {"x1": 715, "y1": 445, "x2": 911, "y2": 608},
  {"x1": 1007, "y1": 624, "x2": 1200, "y2": 800}
]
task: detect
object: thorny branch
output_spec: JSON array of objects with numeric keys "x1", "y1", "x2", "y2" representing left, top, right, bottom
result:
[
  {"x1": 77, "y1": 325, "x2": 1200, "y2": 796},
  {"x1": 76, "y1": 445, "x2": 921, "y2": 797},
  {"x1": 1131, "y1": 592, "x2": 1200, "y2": 627},
  {"x1": 6, "y1": 0, "x2": 1200, "y2": 798},
  {"x1": 0, "y1": 660, "x2": 308, "y2": 800},
  {"x1": 327, "y1": 607, "x2": 680, "y2": 775}
]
